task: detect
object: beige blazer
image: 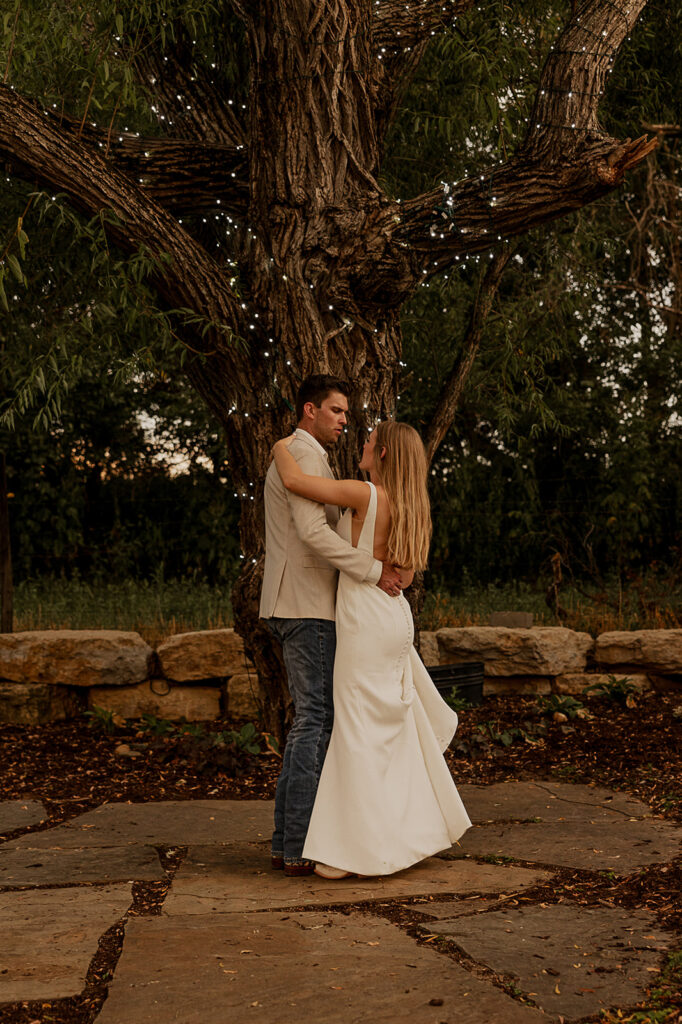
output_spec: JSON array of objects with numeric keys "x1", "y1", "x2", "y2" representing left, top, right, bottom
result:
[{"x1": 259, "y1": 432, "x2": 382, "y2": 621}]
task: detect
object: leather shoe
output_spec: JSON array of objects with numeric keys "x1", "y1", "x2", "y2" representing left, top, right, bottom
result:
[
  {"x1": 284, "y1": 861, "x2": 315, "y2": 876},
  {"x1": 271, "y1": 855, "x2": 284, "y2": 870}
]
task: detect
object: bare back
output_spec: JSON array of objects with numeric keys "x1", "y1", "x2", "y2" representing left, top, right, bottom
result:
[{"x1": 350, "y1": 483, "x2": 413, "y2": 588}]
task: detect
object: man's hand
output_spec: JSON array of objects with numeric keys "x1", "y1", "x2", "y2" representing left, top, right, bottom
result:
[{"x1": 377, "y1": 561, "x2": 402, "y2": 598}]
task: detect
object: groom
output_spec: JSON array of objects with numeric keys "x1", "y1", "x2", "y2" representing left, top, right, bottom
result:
[{"x1": 260, "y1": 374, "x2": 401, "y2": 875}]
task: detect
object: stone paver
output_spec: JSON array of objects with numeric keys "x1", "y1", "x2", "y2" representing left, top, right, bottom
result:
[
  {"x1": 428, "y1": 902, "x2": 670, "y2": 1021},
  {"x1": 0, "y1": 844, "x2": 163, "y2": 887},
  {"x1": 455, "y1": 819, "x2": 682, "y2": 873},
  {"x1": 0, "y1": 884, "x2": 131, "y2": 1001},
  {"x1": 9, "y1": 800, "x2": 274, "y2": 850},
  {"x1": 97, "y1": 911, "x2": 547, "y2": 1024},
  {"x1": 163, "y1": 844, "x2": 551, "y2": 915},
  {"x1": 0, "y1": 799, "x2": 47, "y2": 836},
  {"x1": 457, "y1": 781, "x2": 651, "y2": 824},
  {"x1": 417, "y1": 895, "x2": 522, "y2": 920},
  {"x1": 2, "y1": 780, "x2": 676, "y2": 1020}
]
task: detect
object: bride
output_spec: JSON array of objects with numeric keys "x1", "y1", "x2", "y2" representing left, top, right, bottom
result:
[{"x1": 272, "y1": 420, "x2": 471, "y2": 878}]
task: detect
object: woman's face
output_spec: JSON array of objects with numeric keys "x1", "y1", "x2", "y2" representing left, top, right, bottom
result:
[{"x1": 359, "y1": 428, "x2": 379, "y2": 472}]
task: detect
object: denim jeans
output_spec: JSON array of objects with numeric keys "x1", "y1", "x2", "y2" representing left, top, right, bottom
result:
[{"x1": 266, "y1": 617, "x2": 336, "y2": 863}]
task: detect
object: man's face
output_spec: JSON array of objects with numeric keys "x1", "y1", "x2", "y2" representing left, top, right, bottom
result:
[{"x1": 305, "y1": 390, "x2": 348, "y2": 445}]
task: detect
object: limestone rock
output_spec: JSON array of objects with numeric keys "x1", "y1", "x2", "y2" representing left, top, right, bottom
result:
[
  {"x1": 431, "y1": 903, "x2": 669, "y2": 1022},
  {"x1": 227, "y1": 672, "x2": 260, "y2": 719},
  {"x1": 438, "y1": 626, "x2": 594, "y2": 676},
  {"x1": 98, "y1": 911, "x2": 546, "y2": 1024},
  {"x1": 89, "y1": 679, "x2": 221, "y2": 722},
  {"x1": 0, "y1": 800, "x2": 47, "y2": 836},
  {"x1": 555, "y1": 672, "x2": 651, "y2": 696},
  {"x1": 0, "y1": 630, "x2": 152, "y2": 687},
  {"x1": 0, "y1": 681, "x2": 82, "y2": 725},
  {"x1": 156, "y1": 628, "x2": 253, "y2": 682},
  {"x1": 1, "y1": 884, "x2": 131, "y2": 1002},
  {"x1": 596, "y1": 629, "x2": 682, "y2": 673},
  {"x1": 9, "y1": 800, "x2": 275, "y2": 850},
  {"x1": 164, "y1": 844, "x2": 551, "y2": 916},
  {"x1": 417, "y1": 631, "x2": 439, "y2": 666},
  {"x1": 0, "y1": 844, "x2": 163, "y2": 887},
  {"x1": 483, "y1": 676, "x2": 552, "y2": 696}
]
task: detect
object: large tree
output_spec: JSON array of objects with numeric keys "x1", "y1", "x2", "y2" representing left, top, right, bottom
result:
[{"x1": 0, "y1": 0, "x2": 661, "y2": 729}]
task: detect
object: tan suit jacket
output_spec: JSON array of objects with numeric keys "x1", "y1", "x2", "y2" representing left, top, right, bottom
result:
[{"x1": 259, "y1": 431, "x2": 382, "y2": 621}]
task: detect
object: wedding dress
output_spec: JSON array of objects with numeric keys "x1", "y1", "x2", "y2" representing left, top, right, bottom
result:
[{"x1": 302, "y1": 481, "x2": 471, "y2": 875}]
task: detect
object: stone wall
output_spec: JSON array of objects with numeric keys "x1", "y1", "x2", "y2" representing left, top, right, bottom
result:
[
  {"x1": 433, "y1": 627, "x2": 682, "y2": 697},
  {"x1": 1, "y1": 626, "x2": 680, "y2": 725},
  {"x1": 0, "y1": 629, "x2": 260, "y2": 726}
]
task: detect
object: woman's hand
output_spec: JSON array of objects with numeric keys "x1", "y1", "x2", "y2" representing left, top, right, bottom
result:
[{"x1": 271, "y1": 433, "x2": 296, "y2": 458}]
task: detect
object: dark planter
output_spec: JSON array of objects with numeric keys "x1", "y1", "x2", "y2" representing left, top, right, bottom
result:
[{"x1": 426, "y1": 662, "x2": 485, "y2": 706}]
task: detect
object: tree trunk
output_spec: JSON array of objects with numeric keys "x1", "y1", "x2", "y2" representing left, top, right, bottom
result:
[{"x1": 0, "y1": 452, "x2": 13, "y2": 633}]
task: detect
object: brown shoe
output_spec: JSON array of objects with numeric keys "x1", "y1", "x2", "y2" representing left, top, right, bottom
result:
[
  {"x1": 284, "y1": 861, "x2": 315, "y2": 877},
  {"x1": 271, "y1": 855, "x2": 284, "y2": 870}
]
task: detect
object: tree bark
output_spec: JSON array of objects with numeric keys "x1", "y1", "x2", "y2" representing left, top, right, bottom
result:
[{"x1": 0, "y1": 452, "x2": 13, "y2": 633}]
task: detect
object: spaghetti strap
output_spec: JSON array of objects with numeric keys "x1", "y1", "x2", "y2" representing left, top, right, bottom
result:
[{"x1": 357, "y1": 481, "x2": 377, "y2": 555}]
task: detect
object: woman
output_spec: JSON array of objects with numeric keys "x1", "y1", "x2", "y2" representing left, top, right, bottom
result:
[{"x1": 272, "y1": 420, "x2": 471, "y2": 878}]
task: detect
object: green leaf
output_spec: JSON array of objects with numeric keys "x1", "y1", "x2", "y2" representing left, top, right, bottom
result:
[
  {"x1": 115, "y1": 13, "x2": 123, "y2": 37},
  {"x1": 0, "y1": 268, "x2": 9, "y2": 313},
  {"x1": 7, "y1": 254, "x2": 24, "y2": 285}
]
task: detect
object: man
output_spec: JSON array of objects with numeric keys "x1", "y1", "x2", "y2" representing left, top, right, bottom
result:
[{"x1": 260, "y1": 374, "x2": 402, "y2": 875}]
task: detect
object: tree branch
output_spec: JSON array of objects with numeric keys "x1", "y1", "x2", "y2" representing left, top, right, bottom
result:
[
  {"x1": 0, "y1": 85, "x2": 243, "y2": 357},
  {"x1": 57, "y1": 114, "x2": 248, "y2": 217},
  {"x1": 132, "y1": 28, "x2": 247, "y2": 147},
  {"x1": 371, "y1": 0, "x2": 476, "y2": 145},
  {"x1": 358, "y1": 0, "x2": 657, "y2": 300},
  {"x1": 424, "y1": 245, "x2": 513, "y2": 465}
]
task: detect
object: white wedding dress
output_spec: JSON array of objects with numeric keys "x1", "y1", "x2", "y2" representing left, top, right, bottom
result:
[{"x1": 302, "y1": 482, "x2": 471, "y2": 875}]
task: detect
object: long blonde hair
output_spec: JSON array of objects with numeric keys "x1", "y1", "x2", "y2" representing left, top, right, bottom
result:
[{"x1": 373, "y1": 420, "x2": 432, "y2": 571}]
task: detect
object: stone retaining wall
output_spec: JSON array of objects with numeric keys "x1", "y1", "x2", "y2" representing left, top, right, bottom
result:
[
  {"x1": 0, "y1": 626, "x2": 680, "y2": 725},
  {"x1": 432, "y1": 626, "x2": 682, "y2": 697},
  {"x1": 0, "y1": 629, "x2": 259, "y2": 726}
]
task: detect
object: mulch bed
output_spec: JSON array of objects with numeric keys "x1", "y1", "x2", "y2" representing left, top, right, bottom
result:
[
  {"x1": 1, "y1": 690, "x2": 681, "y2": 1024},
  {"x1": 1, "y1": 690, "x2": 680, "y2": 828}
]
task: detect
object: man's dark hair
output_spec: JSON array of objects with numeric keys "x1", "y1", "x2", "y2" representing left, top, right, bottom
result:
[{"x1": 295, "y1": 374, "x2": 351, "y2": 421}]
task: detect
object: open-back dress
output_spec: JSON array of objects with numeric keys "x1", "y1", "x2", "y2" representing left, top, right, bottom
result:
[{"x1": 302, "y1": 481, "x2": 471, "y2": 875}]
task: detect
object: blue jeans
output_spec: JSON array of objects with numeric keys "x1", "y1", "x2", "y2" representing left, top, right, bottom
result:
[{"x1": 266, "y1": 617, "x2": 336, "y2": 863}]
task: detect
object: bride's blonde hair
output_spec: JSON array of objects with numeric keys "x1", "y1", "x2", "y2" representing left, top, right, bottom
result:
[{"x1": 373, "y1": 420, "x2": 432, "y2": 571}]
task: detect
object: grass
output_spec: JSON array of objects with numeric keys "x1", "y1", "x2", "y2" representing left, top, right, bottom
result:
[
  {"x1": 10, "y1": 572, "x2": 682, "y2": 643},
  {"x1": 420, "y1": 577, "x2": 682, "y2": 634},
  {"x1": 13, "y1": 577, "x2": 234, "y2": 648}
]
